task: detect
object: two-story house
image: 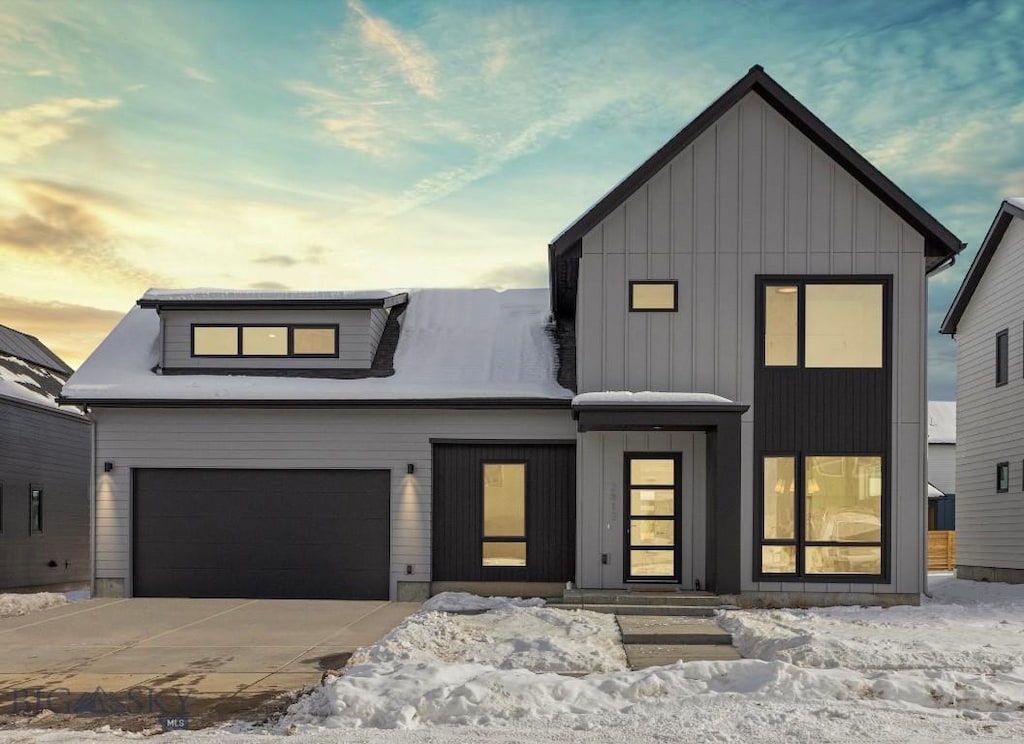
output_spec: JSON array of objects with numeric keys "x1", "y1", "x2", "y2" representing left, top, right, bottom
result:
[
  {"x1": 62, "y1": 66, "x2": 963, "y2": 605},
  {"x1": 941, "y1": 198, "x2": 1024, "y2": 583}
]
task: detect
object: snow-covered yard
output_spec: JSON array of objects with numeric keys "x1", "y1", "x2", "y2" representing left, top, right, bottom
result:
[
  {"x1": 0, "y1": 592, "x2": 67, "y2": 618},
  {"x1": 6, "y1": 577, "x2": 1024, "y2": 742}
]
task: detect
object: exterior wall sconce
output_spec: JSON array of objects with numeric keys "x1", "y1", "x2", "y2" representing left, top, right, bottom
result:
[
  {"x1": 103, "y1": 462, "x2": 114, "y2": 472},
  {"x1": 406, "y1": 463, "x2": 415, "y2": 475}
]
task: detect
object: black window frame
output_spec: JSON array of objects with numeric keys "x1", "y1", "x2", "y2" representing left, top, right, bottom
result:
[
  {"x1": 997, "y1": 461, "x2": 1010, "y2": 493},
  {"x1": 480, "y1": 460, "x2": 528, "y2": 569},
  {"x1": 628, "y1": 280, "x2": 679, "y2": 312},
  {"x1": 191, "y1": 324, "x2": 340, "y2": 359},
  {"x1": 996, "y1": 329, "x2": 1009, "y2": 386},
  {"x1": 762, "y1": 279, "x2": 886, "y2": 370},
  {"x1": 759, "y1": 452, "x2": 885, "y2": 579},
  {"x1": 28, "y1": 484, "x2": 42, "y2": 535},
  {"x1": 623, "y1": 452, "x2": 683, "y2": 583}
]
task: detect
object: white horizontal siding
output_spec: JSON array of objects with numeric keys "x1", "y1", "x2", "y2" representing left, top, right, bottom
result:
[
  {"x1": 956, "y1": 216, "x2": 1024, "y2": 570},
  {"x1": 927, "y1": 443, "x2": 956, "y2": 495},
  {"x1": 92, "y1": 407, "x2": 575, "y2": 599}
]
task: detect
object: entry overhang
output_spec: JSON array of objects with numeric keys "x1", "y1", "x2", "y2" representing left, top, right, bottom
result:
[{"x1": 571, "y1": 392, "x2": 749, "y2": 432}]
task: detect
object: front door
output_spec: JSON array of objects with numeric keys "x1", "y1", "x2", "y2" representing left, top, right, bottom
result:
[{"x1": 624, "y1": 453, "x2": 682, "y2": 583}]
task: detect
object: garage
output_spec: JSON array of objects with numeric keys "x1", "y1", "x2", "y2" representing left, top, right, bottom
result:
[{"x1": 132, "y1": 468, "x2": 390, "y2": 599}]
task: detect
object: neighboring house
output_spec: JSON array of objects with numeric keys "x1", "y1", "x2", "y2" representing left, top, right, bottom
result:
[
  {"x1": 0, "y1": 325, "x2": 90, "y2": 591},
  {"x1": 927, "y1": 401, "x2": 956, "y2": 531},
  {"x1": 62, "y1": 66, "x2": 963, "y2": 605},
  {"x1": 941, "y1": 198, "x2": 1024, "y2": 583}
]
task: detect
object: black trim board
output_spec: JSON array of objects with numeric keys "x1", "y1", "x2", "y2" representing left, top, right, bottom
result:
[
  {"x1": 59, "y1": 396, "x2": 573, "y2": 409},
  {"x1": 941, "y1": 200, "x2": 1024, "y2": 334},
  {"x1": 138, "y1": 293, "x2": 407, "y2": 311},
  {"x1": 548, "y1": 65, "x2": 964, "y2": 316}
]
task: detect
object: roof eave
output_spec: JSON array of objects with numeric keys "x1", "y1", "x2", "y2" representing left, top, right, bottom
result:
[
  {"x1": 940, "y1": 201, "x2": 1024, "y2": 335},
  {"x1": 137, "y1": 292, "x2": 409, "y2": 312}
]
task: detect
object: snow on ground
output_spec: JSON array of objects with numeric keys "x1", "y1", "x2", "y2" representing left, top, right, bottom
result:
[
  {"x1": 420, "y1": 591, "x2": 544, "y2": 613},
  {"x1": 0, "y1": 592, "x2": 67, "y2": 618},
  {"x1": 352, "y1": 599, "x2": 625, "y2": 673},
  {"x1": 720, "y1": 572, "x2": 1024, "y2": 672}
]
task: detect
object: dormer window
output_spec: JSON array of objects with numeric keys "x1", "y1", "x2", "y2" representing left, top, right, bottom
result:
[{"x1": 192, "y1": 325, "x2": 338, "y2": 358}]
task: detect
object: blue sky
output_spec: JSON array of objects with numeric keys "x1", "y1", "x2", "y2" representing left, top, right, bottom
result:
[{"x1": 1, "y1": 0, "x2": 1022, "y2": 398}]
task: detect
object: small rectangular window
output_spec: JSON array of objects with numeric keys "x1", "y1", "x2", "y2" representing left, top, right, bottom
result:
[
  {"x1": 764, "y1": 286, "x2": 799, "y2": 366},
  {"x1": 805, "y1": 284, "x2": 883, "y2": 368},
  {"x1": 193, "y1": 326, "x2": 239, "y2": 356},
  {"x1": 997, "y1": 330, "x2": 1009, "y2": 386},
  {"x1": 293, "y1": 327, "x2": 337, "y2": 356},
  {"x1": 29, "y1": 486, "x2": 42, "y2": 534},
  {"x1": 482, "y1": 463, "x2": 526, "y2": 567},
  {"x1": 997, "y1": 462, "x2": 1009, "y2": 493},
  {"x1": 242, "y1": 326, "x2": 288, "y2": 356},
  {"x1": 629, "y1": 281, "x2": 677, "y2": 311}
]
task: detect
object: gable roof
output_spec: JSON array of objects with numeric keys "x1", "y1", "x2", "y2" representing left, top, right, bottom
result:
[
  {"x1": 549, "y1": 65, "x2": 965, "y2": 316},
  {"x1": 62, "y1": 288, "x2": 573, "y2": 406},
  {"x1": 0, "y1": 324, "x2": 72, "y2": 375},
  {"x1": 940, "y1": 199, "x2": 1024, "y2": 335}
]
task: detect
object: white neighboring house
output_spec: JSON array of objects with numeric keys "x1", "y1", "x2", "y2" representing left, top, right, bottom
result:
[
  {"x1": 927, "y1": 401, "x2": 956, "y2": 531},
  {"x1": 941, "y1": 198, "x2": 1024, "y2": 582}
]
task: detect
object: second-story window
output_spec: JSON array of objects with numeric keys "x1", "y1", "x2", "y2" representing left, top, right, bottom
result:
[
  {"x1": 996, "y1": 329, "x2": 1008, "y2": 386},
  {"x1": 192, "y1": 325, "x2": 338, "y2": 358},
  {"x1": 629, "y1": 281, "x2": 678, "y2": 311}
]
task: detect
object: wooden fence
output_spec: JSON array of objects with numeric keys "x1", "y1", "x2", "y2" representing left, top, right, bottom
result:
[{"x1": 928, "y1": 530, "x2": 956, "y2": 571}]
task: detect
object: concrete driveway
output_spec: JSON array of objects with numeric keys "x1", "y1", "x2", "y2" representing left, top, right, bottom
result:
[{"x1": 0, "y1": 598, "x2": 419, "y2": 728}]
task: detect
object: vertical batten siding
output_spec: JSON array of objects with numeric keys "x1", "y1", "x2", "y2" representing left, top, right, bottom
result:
[
  {"x1": 576, "y1": 91, "x2": 925, "y2": 595},
  {"x1": 91, "y1": 407, "x2": 574, "y2": 599},
  {"x1": 955, "y1": 217, "x2": 1024, "y2": 570},
  {"x1": 0, "y1": 401, "x2": 90, "y2": 589},
  {"x1": 162, "y1": 309, "x2": 376, "y2": 369}
]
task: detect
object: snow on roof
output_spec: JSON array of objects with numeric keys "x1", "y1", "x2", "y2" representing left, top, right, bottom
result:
[
  {"x1": 0, "y1": 352, "x2": 81, "y2": 415},
  {"x1": 927, "y1": 482, "x2": 946, "y2": 499},
  {"x1": 1009, "y1": 197, "x2": 1024, "y2": 211},
  {"x1": 63, "y1": 288, "x2": 572, "y2": 403},
  {"x1": 572, "y1": 391, "x2": 735, "y2": 406},
  {"x1": 141, "y1": 288, "x2": 400, "y2": 303},
  {"x1": 928, "y1": 401, "x2": 956, "y2": 444}
]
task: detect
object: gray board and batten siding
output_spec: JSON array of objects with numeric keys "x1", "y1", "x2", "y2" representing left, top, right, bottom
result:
[
  {"x1": 572, "y1": 88, "x2": 928, "y2": 596},
  {"x1": 948, "y1": 211, "x2": 1024, "y2": 576},
  {"x1": 91, "y1": 407, "x2": 575, "y2": 599},
  {"x1": 0, "y1": 396, "x2": 90, "y2": 590}
]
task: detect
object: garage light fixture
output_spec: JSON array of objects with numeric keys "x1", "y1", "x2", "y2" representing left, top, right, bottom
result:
[{"x1": 103, "y1": 462, "x2": 114, "y2": 472}]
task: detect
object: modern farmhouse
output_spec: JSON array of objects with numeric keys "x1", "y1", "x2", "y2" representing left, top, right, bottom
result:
[{"x1": 61, "y1": 66, "x2": 963, "y2": 605}]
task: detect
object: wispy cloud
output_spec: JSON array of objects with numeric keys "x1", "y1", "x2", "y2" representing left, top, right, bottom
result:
[
  {"x1": 0, "y1": 293, "x2": 124, "y2": 368},
  {"x1": 0, "y1": 180, "x2": 160, "y2": 286},
  {"x1": 344, "y1": 0, "x2": 439, "y2": 98},
  {"x1": 248, "y1": 281, "x2": 290, "y2": 290},
  {"x1": 183, "y1": 66, "x2": 215, "y2": 84},
  {"x1": 250, "y1": 245, "x2": 326, "y2": 268},
  {"x1": 27, "y1": 68, "x2": 53, "y2": 77},
  {"x1": 0, "y1": 97, "x2": 120, "y2": 164},
  {"x1": 478, "y1": 262, "x2": 548, "y2": 289}
]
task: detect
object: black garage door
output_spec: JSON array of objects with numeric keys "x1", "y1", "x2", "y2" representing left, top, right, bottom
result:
[{"x1": 133, "y1": 469, "x2": 389, "y2": 599}]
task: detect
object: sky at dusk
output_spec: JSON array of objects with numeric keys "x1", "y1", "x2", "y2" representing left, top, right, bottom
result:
[{"x1": 1, "y1": 0, "x2": 1023, "y2": 399}]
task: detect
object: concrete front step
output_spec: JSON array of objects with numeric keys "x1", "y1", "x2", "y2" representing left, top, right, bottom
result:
[
  {"x1": 616, "y1": 616, "x2": 733, "y2": 645},
  {"x1": 562, "y1": 592, "x2": 727, "y2": 607},
  {"x1": 548, "y1": 602, "x2": 718, "y2": 617},
  {"x1": 624, "y1": 643, "x2": 743, "y2": 669}
]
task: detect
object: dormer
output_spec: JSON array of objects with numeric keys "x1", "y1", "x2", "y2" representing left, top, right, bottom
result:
[{"x1": 138, "y1": 289, "x2": 409, "y2": 377}]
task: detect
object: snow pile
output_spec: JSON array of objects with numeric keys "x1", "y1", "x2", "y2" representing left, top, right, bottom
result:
[
  {"x1": 351, "y1": 604, "x2": 625, "y2": 673},
  {"x1": 721, "y1": 573, "x2": 1024, "y2": 672},
  {"x1": 572, "y1": 391, "x2": 734, "y2": 406},
  {"x1": 421, "y1": 591, "x2": 545, "y2": 613},
  {"x1": 281, "y1": 658, "x2": 1024, "y2": 732},
  {"x1": 0, "y1": 592, "x2": 68, "y2": 617},
  {"x1": 63, "y1": 289, "x2": 573, "y2": 402}
]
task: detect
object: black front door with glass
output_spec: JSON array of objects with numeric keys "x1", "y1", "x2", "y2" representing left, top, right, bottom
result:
[{"x1": 624, "y1": 453, "x2": 682, "y2": 582}]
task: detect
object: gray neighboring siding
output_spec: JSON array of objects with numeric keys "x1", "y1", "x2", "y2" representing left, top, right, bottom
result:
[
  {"x1": 162, "y1": 309, "x2": 377, "y2": 369},
  {"x1": 91, "y1": 407, "x2": 574, "y2": 600},
  {"x1": 576, "y1": 91, "x2": 926, "y2": 595},
  {"x1": 0, "y1": 398, "x2": 90, "y2": 589},
  {"x1": 955, "y1": 216, "x2": 1024, "y2": 571},
  {"x1": 577, "y1": 431, "x2": 706, "y2": 590},
  {"x1": 928, "y1": 443, "x2": 956, "y2": 496}
]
